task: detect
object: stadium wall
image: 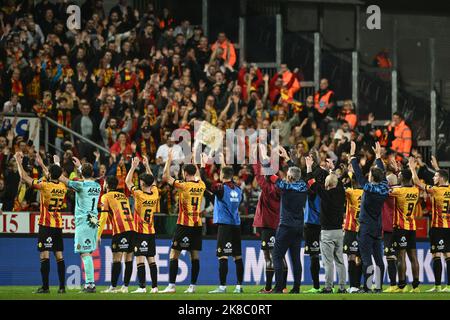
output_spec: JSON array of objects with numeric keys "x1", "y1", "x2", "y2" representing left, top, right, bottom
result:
[{"x1": 0, "y1": 238, "x2": 446, "y2": 286}]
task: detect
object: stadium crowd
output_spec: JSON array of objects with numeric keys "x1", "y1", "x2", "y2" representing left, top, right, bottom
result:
[{"x1": 0, "y1": 0, "x2": 430, "y2": 235}]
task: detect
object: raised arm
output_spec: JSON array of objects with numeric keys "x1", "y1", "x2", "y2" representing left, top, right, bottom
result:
[
  {"x1": 305, "y1": 155, "x2": 314, "y2": 175},
  {"x1": 431, "y1": 155, "x2": 440, "y2": 171},
  {"x1": 199, "y1": 153, "x2": 210, "y2": 186},
  {"x1": 121, "y1": 111, "x2": 133, "y2": 133},
  {"x1": 93, "y1": 150, "x2": 101, "y2": 177},
  {"x1": 349, "y1": 141, "x2": 368, "y2": 188},
  {"x1": 409, "y1": 157, "x2": 426, "y2": 190},
  {"x1": 125, "y1": 157, "x2": 140, "y2": 191},
  {"x1": 35, "y1": 152, "x2": 49, "y2": 178},
  {"x1": 163, "y1": 148, "x2": 175, "y2": 186},
  {"x1": 253, "y1": 144, "x2": 276, "y2": 192},
  {"x1": 305, "y1": 155, "x2": 321, "y2": 191},
  {"x1": 29, "y1": 120, "x2": 39, "y2": 142},
  {"x1": 14, "y1": 152, "x2": 34, "y2": 186},
  {"x1": 54, "y1": 155, "x2": 72, "y2": 185},
  {"x1": 218, "y1": 97, "x2": 232, "y2": 122},
  {"x1": 142, "y1": 155, "x2": 154, "y2": 178},
  {"x1": 99, "y1": 114, "x2": 108, "y2": 139},
  {"x1": 262, "y1": 74, "x2": 269, "y2": 104},
  {"x1": 277, "y1": 145, "x2": 295, "y2": 167},
  {"x1": 372, "y1": 142, "x2": 387, "y2": 182}
]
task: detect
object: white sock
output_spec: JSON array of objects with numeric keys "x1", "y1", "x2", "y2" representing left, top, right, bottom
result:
[
  {"x1": 168, "y1": 283, "x2": 175, "y2": 288},
  {"x1": 219, "y1": 285, "x2": 226, "y2": 290},
  {"x1": 236, "y1": 285, "x2": 242, "y2": 290},
  {"x1": 190, "y1": 284, "x2": 196, "y2": 288}
]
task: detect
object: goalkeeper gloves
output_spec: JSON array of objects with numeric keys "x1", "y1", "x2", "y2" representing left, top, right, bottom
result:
[{"x1": 87, "y1": 214, "x2": 99, "y2": 228}]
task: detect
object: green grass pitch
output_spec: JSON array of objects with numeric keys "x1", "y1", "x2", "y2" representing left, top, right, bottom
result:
[{"x1": 1, "y1": 285, "x2": 450, "y2": 300}]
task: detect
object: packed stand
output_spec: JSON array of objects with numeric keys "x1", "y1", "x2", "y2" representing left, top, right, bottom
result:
[{"x1": 0, "y1": 0, "x2": 429, "y2": 236}]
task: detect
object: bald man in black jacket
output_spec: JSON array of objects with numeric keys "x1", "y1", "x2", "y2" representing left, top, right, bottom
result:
[{"x1": 306, "y1": 156, "x2": 346, "y2": 294}]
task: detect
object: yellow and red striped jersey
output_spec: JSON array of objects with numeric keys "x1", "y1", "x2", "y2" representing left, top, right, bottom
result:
[
  {"x1": 132, "y1": 186, "x2": 159, "y2": 235},
  {"x1": 344, "y1": 188, "x2": 363, "y2": 232},
  {"x1": 32, "y1": 180, "x2": 67, "y2": 228},
  {"x1": 390, "y1": 186, "x2": 419, "y2": 231},
  {"x1": 173, "y1": 180, "x2": 206, "y2": 227},
  {"x1": 99, "y1": 191, "x2": 134, "y2": 235},
  {"x1": 426, "y1": 185, "x2": 450, "y2": 228}
]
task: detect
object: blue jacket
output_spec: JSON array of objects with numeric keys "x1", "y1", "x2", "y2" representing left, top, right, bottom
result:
[
  {"x1": 351, "y1": 157, "x2": 389, "y2": 237},
  {"x1": 271, "y1": 177, "x2": 308, "y2": 228},
  {"x1": 305, "y1": 193, "x2": 321, "y2": 225}
]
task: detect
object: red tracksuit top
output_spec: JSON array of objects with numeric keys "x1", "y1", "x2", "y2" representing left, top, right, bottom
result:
[{"x1": 252, "y1": 162, "x2": 281, "y2": 230}]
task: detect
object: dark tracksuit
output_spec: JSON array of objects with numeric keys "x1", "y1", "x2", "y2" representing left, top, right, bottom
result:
[
  {"x1": 351, "y1": 157, "x2": 389, "y2": 290},
  {"x1": 270, "y1": 175, "x2": 308, "y2": 292}
]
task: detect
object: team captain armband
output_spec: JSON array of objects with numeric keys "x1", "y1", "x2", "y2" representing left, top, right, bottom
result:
[{"x1": 307, "y1": 179, "x2": 316, "y2": 187}]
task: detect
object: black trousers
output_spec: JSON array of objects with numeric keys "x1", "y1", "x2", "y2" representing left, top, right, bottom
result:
[{"x1": 273, "y1": 224, "x2": 303, "y2": 291}]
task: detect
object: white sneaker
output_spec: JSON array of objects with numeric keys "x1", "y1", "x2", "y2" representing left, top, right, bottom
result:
[
  {"x1": 184, "y1": 285, "x2": 196, "y2": 293},
  {"x1": 150, "y1": 287, "x2": 159, "y2": 294},
  {"x1": 209, "y1": 286, "x2": 226, "y2": 294},
  {"x1": 440, "y1": 286, "x2": 450, "y2": 292},
  {"x1": 131, "y1": 287, "x2": 147, "y2": 293},
  {"x1": 119, "y1": 285, "x2": 129, "y2": 293},
  {"x1": 347, "y1": 287, "x2": 360, "y2": 293},
  {"x1": 233, "y1": 286, "x2": 243, "y2": 294},
  {"x1": 101, "y1": 286, "x2": 118, "y2": 293},
  {"x1": 160, "y1": 285, "x2": 176, "y2": 293},
  {"x1": 426, "y1": 286, "x2": 442, "y2": 293}
]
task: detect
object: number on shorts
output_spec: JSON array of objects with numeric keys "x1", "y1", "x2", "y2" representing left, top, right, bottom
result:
[{"x1": 48, "y1": 198, "x2": 63, "y2": 211}]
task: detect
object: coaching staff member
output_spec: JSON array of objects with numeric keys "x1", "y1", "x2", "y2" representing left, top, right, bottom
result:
[
  {"x1": 306, "y1": 156, "x2": 346, "y2": 293},
  {"x1": 350, "y1": 141, "x2": 389, "y2": 293},
  {"x1": 270, "y1": 146, "x2": 308, "y2": 294}
]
